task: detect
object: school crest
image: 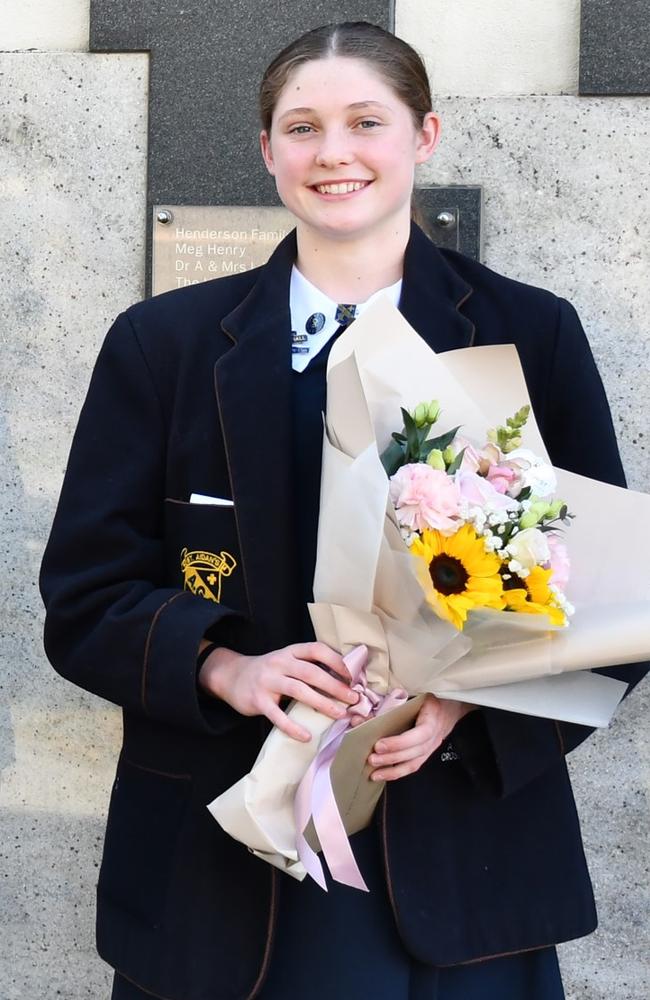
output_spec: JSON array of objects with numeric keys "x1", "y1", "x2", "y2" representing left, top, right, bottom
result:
[{"x1": 180, "y1": 547, "x2": 237, "y2": 603}]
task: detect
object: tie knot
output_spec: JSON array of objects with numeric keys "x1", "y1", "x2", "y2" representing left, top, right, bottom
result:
[{"x1": 335, "y1": 303, "x2": 357, "y2": 327}]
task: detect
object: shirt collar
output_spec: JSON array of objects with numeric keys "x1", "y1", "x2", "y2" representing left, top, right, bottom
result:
[{"x1": 289, "y1": 265, "x2": 402, "y2": 372}]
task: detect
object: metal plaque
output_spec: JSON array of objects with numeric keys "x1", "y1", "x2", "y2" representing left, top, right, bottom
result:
[{"x1": 152, "y1": 206, "x2": 295, "y2": 297}]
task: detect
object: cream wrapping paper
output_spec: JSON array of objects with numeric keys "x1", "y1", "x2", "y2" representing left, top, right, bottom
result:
[{"x1": 210, "y1": 298, "x2": 649, "y2": 880}]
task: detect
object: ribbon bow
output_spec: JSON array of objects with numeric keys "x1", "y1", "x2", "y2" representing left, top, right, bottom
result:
[{"x1": 294, "y1": 645, "x2": 408, "y2": 891}]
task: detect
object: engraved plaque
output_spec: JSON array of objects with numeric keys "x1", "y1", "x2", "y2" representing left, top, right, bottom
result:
[{"x1": 152, "y1": 206, "x2": 296, "y2": 297}]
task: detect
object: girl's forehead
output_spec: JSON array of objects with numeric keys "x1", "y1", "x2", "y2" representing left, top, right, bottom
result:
[{"x1": 274, "y1": 56, "x2": 397, "y2": 112}]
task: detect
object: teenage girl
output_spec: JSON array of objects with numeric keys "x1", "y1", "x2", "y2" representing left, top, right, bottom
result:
[{"x1": 41, "y1": 21, "x2": 645, "y2": 1000}]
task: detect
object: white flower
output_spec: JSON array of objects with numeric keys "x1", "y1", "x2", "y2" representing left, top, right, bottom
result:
[
  {"x1": 505, "y1": 527, "x2": 551, "y2": 570},
  {"x1": 506, "y1": 448, "x2": 557, "y2": 498},
  {"x1": 400, "y1": 526, "x2": 418, "y2": 547},
  {"x1": 507, "y1": 559, "x2": 530, "y2": 578},
  {"x1": 549, "y1": 583, "x2": 575, "y2": 617},
  {"x1": 488, "y1": 509, "x2": 510, "y2": 527}
]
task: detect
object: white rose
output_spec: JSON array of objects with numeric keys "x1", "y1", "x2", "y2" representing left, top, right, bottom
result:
[{"x1": 505, "y1": 527, "x2": 550, "y2": 570}]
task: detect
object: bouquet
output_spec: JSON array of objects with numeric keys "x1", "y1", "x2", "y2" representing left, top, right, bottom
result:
[
  {"x1": 384, "y1": 399, "x2": 574, "y2": 632},
  {"x1": 210, "y1": 299, "x2": 650, "y2": 892}
]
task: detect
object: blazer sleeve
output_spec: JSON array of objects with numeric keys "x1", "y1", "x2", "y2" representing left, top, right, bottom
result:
[
  {"x1": 39, "y1": 311, "x2": 247, "y2": 736},
  {"x1": 451, "y1": 296, "x2": 648, "y2": 797}
]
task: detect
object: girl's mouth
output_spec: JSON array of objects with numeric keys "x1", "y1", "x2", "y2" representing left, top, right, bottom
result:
[{"x1": 311, "y1": 180, "x2": 372, "y2": 196}]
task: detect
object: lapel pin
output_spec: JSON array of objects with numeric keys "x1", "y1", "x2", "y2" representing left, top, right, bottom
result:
[{"x1": 306, "y1": 312, "x2": 326, "y2": 335}]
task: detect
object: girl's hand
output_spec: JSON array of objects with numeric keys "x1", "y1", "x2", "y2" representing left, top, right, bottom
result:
[
  {"x1": 367, "y1": 694, "x2": 476, "y2": 781},
  {"x1": 198, "y1": 642, "x2": 359, "y2": 742}
]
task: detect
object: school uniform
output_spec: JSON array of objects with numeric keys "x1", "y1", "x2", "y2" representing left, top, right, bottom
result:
[{"x1": 40, "y1": 223, "x2": 646, "y2": 1000}]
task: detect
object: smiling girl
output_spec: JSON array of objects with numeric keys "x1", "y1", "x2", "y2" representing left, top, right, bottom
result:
[{"x1": 40, "y1": 20, "x2": 644, "y2": 1000}]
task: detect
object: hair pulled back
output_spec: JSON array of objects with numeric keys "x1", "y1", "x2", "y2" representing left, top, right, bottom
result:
[{"x1": 259, "y1": 21, "x2": 432, "y2": 133}]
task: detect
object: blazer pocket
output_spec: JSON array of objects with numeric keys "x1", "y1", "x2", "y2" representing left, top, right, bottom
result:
[
  {"x1": 97, "y1": 757, "x2": 191, "y2": 928},
  {"x1": 163, "y1": 498, "x2": 249, "y2": 615}
]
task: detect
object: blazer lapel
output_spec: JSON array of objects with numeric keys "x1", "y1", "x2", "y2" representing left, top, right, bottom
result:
[
  {"x1": 399, "y1": 223, "x2": 476, "y2": 352},
  {"x1": 214, "y1": 233, "x2": 299, "y2": 648}
]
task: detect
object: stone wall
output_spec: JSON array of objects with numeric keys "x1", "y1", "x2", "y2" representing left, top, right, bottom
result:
[{"x1": 1, "y1": 3, "x2": 647, "y2": 998}]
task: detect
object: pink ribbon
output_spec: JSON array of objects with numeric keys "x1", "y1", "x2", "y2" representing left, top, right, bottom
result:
[{"x1": 294, "y1": 645, "x2": 408, "y2": 892}]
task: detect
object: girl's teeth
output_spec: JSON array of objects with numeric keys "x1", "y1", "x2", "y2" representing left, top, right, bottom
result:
[{"x1": 316, "y1": 181, "x2": 367, "y2": 194}]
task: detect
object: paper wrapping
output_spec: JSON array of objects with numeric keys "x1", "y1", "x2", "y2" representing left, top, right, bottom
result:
[{"x1": 210, "y1": 298, "x2": 649, "y2": 879}]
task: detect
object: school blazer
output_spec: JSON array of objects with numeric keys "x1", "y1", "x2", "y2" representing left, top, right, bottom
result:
[{"x1": 40, "y1": 223, "x2": 647, "y2": 1000}]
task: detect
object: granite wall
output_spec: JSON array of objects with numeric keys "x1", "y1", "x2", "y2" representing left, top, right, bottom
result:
[{"x1": 1, "y1": 3, "x2": 648, "y2": 998}]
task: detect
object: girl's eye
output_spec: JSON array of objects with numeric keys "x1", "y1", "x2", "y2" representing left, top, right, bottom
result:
[
  {"x1": 288, "y1": 124, "x2": 314, "y2": 135},
  {"x1": 357, "y1": 119, "x2": 381, "y2": 129}
]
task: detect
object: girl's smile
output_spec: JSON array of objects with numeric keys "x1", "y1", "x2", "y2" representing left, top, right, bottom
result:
[{"x1": 311, "y1": 179, "x2": 373, "y2": 197}]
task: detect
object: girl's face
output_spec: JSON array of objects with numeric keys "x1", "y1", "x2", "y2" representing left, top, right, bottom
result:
[{"x1": 260, "y1": 57, "x2": 440, "y2": 243}]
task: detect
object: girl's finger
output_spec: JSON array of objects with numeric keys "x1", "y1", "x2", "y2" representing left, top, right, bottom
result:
[
  {"x1": 368, "y1": 740, "x2": 434, "y2": 768},
  {"x1": 370, "y1": 754, "x2": 430, "y2": 782},
  {"x1": 290, "y1": 642, "x2": 351, "y2": 681},
  {"x1": 373, "y1": 720, "x2": 434, "y2": 755},
  {"x1": 263, "y1": 700, "x2": 313, "y2": 743},
  {"x1": 279, "y1": 677, "x2": 349, "y2": 721},
  {"x1": 291, "y1": 660, "x2": 359, "y2": 705}
]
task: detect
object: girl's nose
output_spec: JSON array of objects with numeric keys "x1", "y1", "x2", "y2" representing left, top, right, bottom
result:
[{"x1": 315, "y1": 129, "x2": 355, "y2": 168}]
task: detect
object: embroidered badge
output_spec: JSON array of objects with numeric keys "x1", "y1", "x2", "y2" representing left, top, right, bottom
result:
[{"x1": 180, "y1": 547, "x2": 237, "y2": 603}]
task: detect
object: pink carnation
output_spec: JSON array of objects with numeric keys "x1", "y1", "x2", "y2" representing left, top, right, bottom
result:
[
  {"x1": 389, "y1": 464, "x2": 461, "y2": 535},
  {"x1": 546, "y1": 533, "x2": 571, "y2": 590}
]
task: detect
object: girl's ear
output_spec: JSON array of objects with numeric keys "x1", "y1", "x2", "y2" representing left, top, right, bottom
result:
[
  {"x1": 415, "y1": 112, "x2": 441, "y2": 165},
  {"x1": 260, "y1": 130, "x2": 275, "y2": 175}
]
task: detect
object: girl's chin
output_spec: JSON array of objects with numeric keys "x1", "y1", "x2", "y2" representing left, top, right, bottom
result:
[
  {"x1": 297, "y1": 210, "x2": 405, "y2": 243},
  {"x1": 301, "y1": 219, "x2": 378, "y2": 241}
]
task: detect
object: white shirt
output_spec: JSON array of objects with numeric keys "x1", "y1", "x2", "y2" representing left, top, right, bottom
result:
[{"x1": 289, "y1": 265, "x2": 402, "y2": 373}]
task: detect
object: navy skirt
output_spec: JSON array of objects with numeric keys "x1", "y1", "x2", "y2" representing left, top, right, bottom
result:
[{"x1": 111, "y1": 825, "x2": 565, "y2": 1000}]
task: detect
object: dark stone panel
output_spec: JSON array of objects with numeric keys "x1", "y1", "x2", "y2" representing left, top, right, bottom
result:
[
  {"x1": 416, "y1": 186, "x2": 482, "y2": 261},
  {"x1": 90, "y1": 1, "x2": 394, "y2": 206},
  {"x1": 580, "y1": 0, "x2": 650, "y2": 95}
]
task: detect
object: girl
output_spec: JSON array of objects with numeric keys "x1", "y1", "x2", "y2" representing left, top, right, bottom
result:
[{"x1": 40, "y1": 21, "x2": 644, "y2": 1000}]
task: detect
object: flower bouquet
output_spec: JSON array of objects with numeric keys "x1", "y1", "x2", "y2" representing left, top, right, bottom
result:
[
  {"x1": 385, "y1": 398, "x2": 574, "y2": 632},
  {"x1": 210, "y1": 299, "x2": 650, "y2": 891}
]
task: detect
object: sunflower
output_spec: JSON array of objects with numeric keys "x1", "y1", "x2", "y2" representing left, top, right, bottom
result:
[
  {"x1": 502, "y1": 565, "x2": 567, "y2": 626},
  {"x1": 409, "y1": 524, "x2": 505, "y2": 630}
]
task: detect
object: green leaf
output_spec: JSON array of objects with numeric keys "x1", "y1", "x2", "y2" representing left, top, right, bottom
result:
[
  {"x1": 391, "y1": 432, "x2": 407, "y2": 444},
  {"x1": 403, "y1": 409, "x2": 420, "y2": 460},
  {"x1": 421, "y1": 425, "x2": 461, "y2": 456},
  {"x1": 401, "y1": 407, "x2": 415, "y2": 432},
  {"x1": 380, "y1": 439, "x2": 406, "y2": 477},
  {"x1": 446, "y1": 447, "x2": 466, "y2": 475},
  {"x1": 417, "y1": 425, "x2": 431, "y2": 446}
]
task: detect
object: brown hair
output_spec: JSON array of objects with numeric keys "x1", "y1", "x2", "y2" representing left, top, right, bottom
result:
[{"x1": 259, "y1": 21, "x2": 432, "y2": 133}]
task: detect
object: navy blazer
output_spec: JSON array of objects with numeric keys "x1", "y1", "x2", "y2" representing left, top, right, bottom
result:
[{"x1": 40, "y1": 224, "x2": 646, "y2": 1000}]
